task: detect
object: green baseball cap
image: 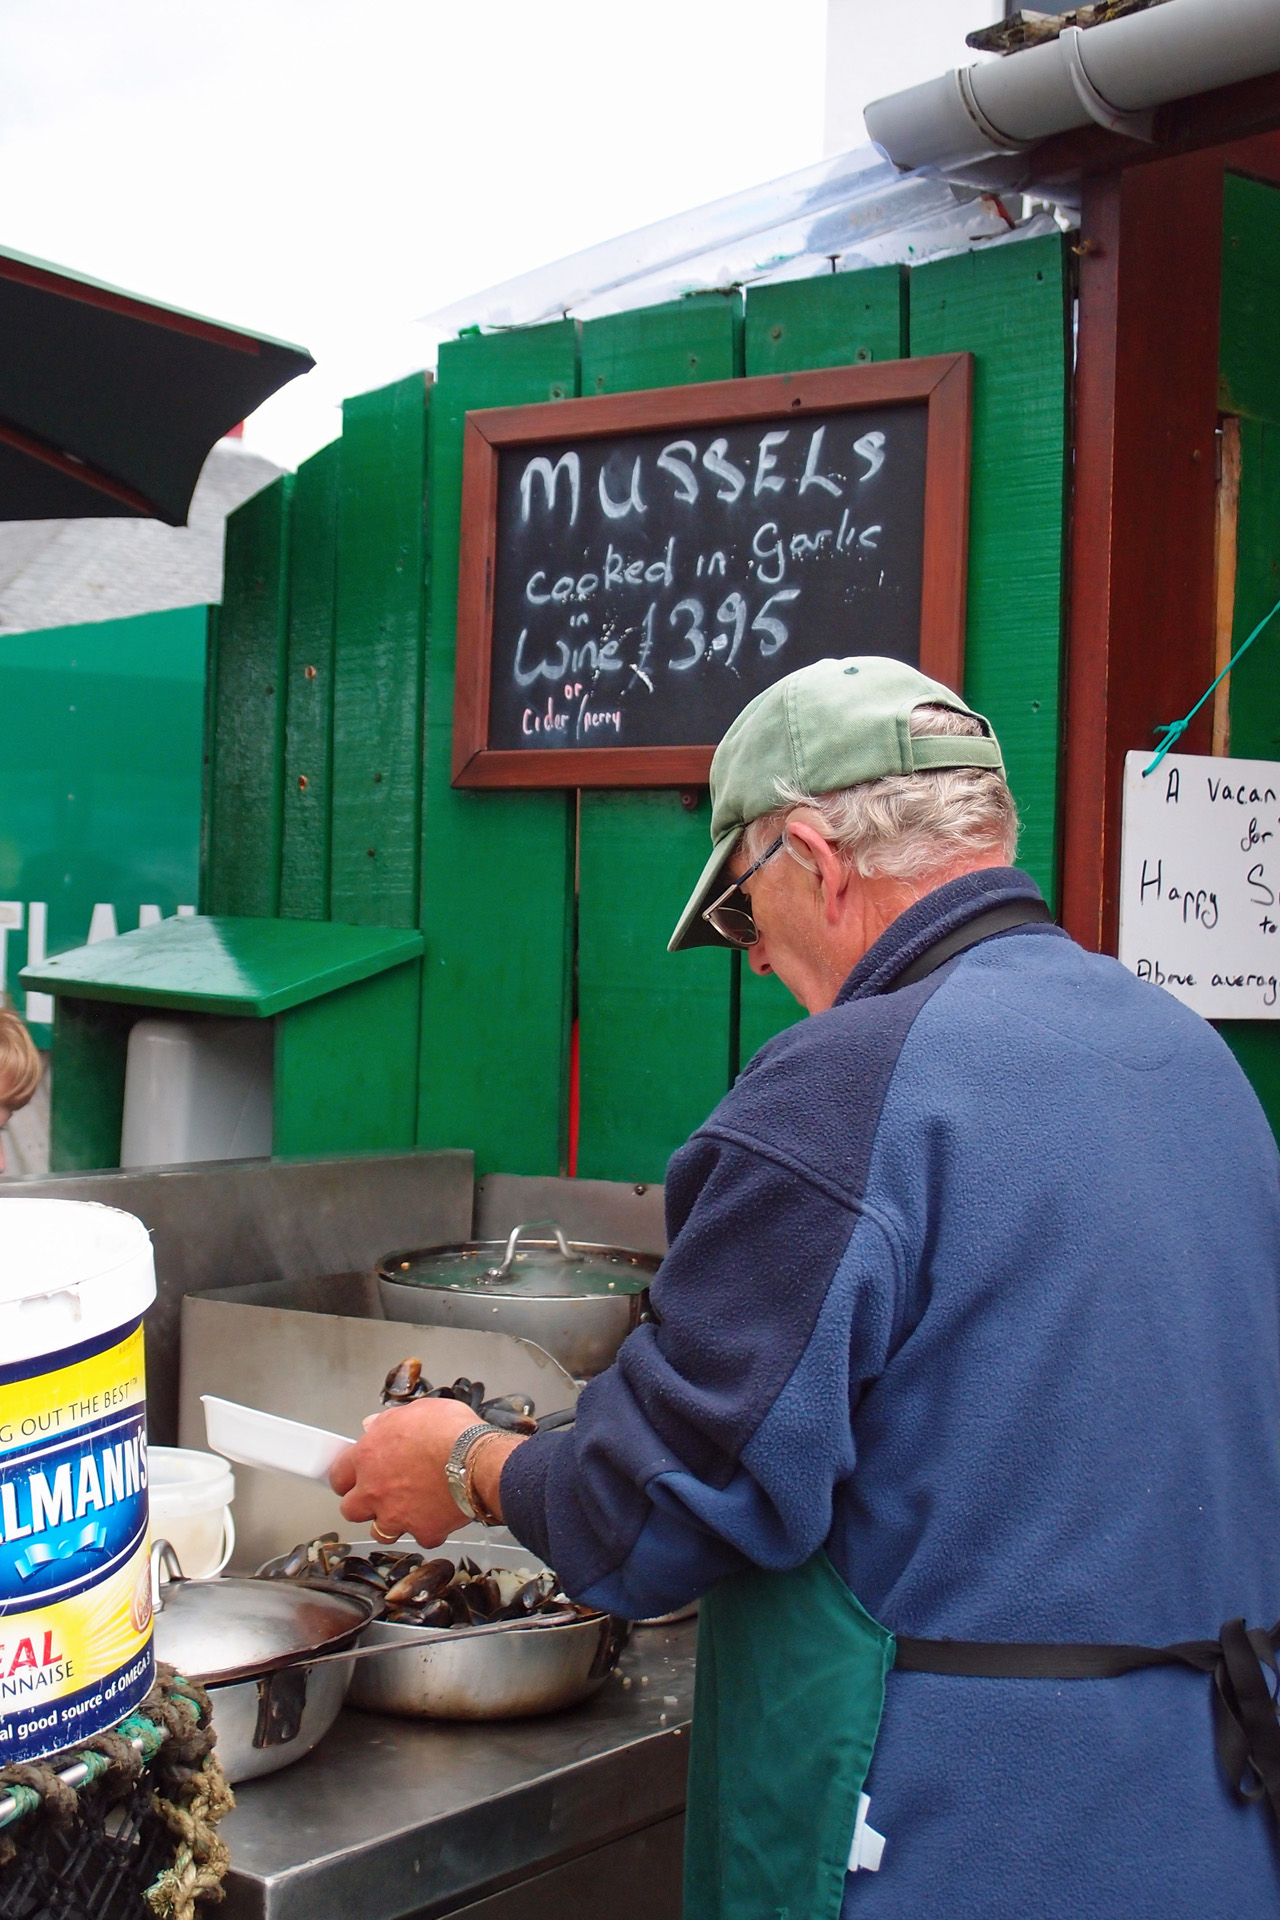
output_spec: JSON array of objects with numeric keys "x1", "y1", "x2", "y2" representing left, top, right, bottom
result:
[{"x1": 668, "y1": 656, "x2": 1004, "y2": 952}]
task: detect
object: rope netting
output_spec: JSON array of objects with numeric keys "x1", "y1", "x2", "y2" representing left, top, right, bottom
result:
[{"x1": 0, "y1": 1664, "x2": 234, "y2": 1920}]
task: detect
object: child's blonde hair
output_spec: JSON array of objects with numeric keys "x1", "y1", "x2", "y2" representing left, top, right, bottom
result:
[{"x1": 0, "y1": 1010, "x2": 41, "y2": 1108}]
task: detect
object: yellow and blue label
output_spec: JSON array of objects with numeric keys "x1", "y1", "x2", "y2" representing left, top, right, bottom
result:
[{"x1": 0, "y1": 1321, "x2": 153, "y2": 1761}]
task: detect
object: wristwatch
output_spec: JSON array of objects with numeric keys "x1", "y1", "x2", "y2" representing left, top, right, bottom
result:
[{"x1": 445, "y1": 1423, "x2": 496, "y2": 1521}]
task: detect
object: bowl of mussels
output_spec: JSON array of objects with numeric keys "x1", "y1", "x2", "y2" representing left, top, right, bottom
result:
[
  {"x1": 256, "y1": 1533, "x2": 628, "y2": 1720},
  {"x1": 253, "y1": 1359, "x2": 628, "y2": 1720}
]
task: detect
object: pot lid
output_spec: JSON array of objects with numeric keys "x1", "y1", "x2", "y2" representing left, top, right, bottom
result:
[
  {"x1": 378, "y1": 1221, "x2": 658, "y2": 1299},
  {"x1": 152, "y1": 1575, "x2": 373, "y2": 1686}
]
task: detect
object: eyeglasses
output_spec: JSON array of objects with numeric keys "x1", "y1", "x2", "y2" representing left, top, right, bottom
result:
[{"x1": 700, "y1": 834, "x2": 785, "y2": 948}]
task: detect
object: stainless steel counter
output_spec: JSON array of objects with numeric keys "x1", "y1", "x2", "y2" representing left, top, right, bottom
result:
[{"x1": 217, "y1": 1621, "x2": 695, "y2": 1920}]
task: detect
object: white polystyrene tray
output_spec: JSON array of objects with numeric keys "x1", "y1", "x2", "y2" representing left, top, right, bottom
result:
[{"x1": 201, "y1": 1394, "x2": 353, "y2": 1481}]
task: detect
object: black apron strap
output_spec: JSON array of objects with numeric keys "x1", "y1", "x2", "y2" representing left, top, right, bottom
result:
[
  {"x1": 896, "y1": 1619, "x2": 1280, "y2": 1822},
  {"x1": 893, "y1": 898, "x2": 1054, "y2": 989},
  {"x1": 1215, "y1": 1619, "x2": 1280, "y2": 1823}
]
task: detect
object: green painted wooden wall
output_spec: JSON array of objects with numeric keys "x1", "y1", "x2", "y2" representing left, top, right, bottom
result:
[
  {"x1": 415, "y1": 325, "x2": 578, "y2": 1179},
  {"x1": 205, "y1": 250, "x2": 1071, "y2": 1186},
  {"x1": 273, "y1": 962, "x2": 421, "y2": 1156},
  {"x1": 576, "y1": 294, "x2": 739, "y2": 1182},
  {"x1": 198, "y1": 381, "x2": 432, "y2": 1160},
  {"x1": 280, "y1": 440, "x2": 339, "y2": 920},
  {"x1": 50, "y1": 997, "x2": 136, "y2": 1171},
  {"x1": 331, "y1": 379, "x2": 428, "y2": 929},
  {"x1": 205, "y1": 474, "x2": 293, "y2": 916},
  {"x1": 737, "y1": 267, "x2": 911, "y2": 1066},
  {"x1": 1218, "y1": 172, "x2": 1280, "y2": 1135},
  {"x1": 910, "y1": 234, "x2": 1068, "y2": 908}
]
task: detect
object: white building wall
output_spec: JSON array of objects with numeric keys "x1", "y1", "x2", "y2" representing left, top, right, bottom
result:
[{"x1": 823, "y1": 0, "x2": 1004, "y2": 156}]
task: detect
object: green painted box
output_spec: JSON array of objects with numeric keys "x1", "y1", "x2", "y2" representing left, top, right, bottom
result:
[{"x1": 22, "y1": 914, "x2": 423, "y2": 1171}]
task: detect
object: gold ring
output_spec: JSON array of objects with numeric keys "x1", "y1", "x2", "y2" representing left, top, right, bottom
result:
[{"x1": 369, "y1": 1521, "x2": 400, "y2": 1544}]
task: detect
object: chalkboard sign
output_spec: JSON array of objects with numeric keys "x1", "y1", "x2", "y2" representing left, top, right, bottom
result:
[{"x1": 453, "y1": 356, "x2": 971, "y2": 787}]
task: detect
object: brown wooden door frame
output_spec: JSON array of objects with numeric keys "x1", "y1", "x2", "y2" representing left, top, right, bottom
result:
[{"x1": 1061, "y1": 132, "x2": 1280, "y2": 953}]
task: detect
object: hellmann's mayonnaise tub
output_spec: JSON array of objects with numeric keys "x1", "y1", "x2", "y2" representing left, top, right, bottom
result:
[{"x1": 0, "y1": 1200, "x2": 156, "y2": 1763}]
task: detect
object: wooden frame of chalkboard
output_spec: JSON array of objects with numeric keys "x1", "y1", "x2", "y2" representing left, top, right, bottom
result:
[{"x1": 452, "y1": 353, "x2": 972, "y2": 788}]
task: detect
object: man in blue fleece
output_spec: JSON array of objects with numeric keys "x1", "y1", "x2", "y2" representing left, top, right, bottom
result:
[{"x1": 333, "y1": 656, "x2": 1280, "y2": 1919}]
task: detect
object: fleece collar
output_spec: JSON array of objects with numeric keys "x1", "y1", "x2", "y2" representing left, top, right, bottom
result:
[{"x1": 836, "y1": 867, "x2": 1059, "y2": 1005}]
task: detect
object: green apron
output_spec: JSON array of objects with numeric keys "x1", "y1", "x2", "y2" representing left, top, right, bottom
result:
[{"x1": 683, "y1": 1551, "x2": 895, "y2": 1920}]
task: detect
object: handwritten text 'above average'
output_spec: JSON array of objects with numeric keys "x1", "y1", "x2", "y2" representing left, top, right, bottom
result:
[{"x1": 487, "y1": 403, "x2": 928, "y2": 753}]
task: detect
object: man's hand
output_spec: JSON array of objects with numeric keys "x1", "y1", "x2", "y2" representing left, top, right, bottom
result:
[{"x1": 328, "y1": 1397, "x2": 481, "y2": 1547}]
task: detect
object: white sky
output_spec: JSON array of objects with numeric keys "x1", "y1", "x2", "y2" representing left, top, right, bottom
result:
[{"x1": 0, "y1": 1, "x2": 990, "y2": 470}]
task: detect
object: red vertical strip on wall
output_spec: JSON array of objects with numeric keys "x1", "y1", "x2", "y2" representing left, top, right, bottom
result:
[{"x1": 568, "y1": 1018, "x2": 580, "y2": 1178}]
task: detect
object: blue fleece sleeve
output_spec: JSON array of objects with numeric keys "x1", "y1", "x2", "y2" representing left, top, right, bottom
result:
[{"x1": 500, "y1": 1132, "x2": 903, "y2": 1618}]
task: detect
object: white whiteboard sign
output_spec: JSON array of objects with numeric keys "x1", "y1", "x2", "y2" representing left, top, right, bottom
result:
[{"x1": 1118, "y1": 750, "x2": 1280, "y2": 1019}]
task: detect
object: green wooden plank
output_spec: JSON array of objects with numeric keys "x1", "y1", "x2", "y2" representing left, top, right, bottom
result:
[
  {"x1": 205, "y1": 473, "x2": 293, "y2": 917},
  {"x1": 735, "y1": 269, "x2": 910, "y2": 1064},
  {"x1": 416, "y1": 324, "x2": 579, "y2": 1177},
  {"x1": 1219, "y1": 420, "x2": 1280, "y2": 1139},
  {"x1": 744, "y1": 266, "x2": 907, "y2": 375},
  {"x1": 909, "y1": 235, "x2": 1069, "y2": 910},
  {"x1": 198, "y1": 604, "x2": 218, "y2": 913},
  {"x1": 1218, "y1": 184, "x2": 1280, "y2": 1138},
  {"x1": 581, "y1": 290, "x2": 743, "y2": 394},
  {"x1": 330, "y1": 375, "x2": 429, "y2": 929},
  {"x1": 49, "y1": 997, "x2": 136, "y2": 1171},
  {"x1": 576, "y1": 296, "x2": 740, "y2": 1182},
  {"x1": 274, "y1": 961, "x2": 421, "y2": 1156},
  {"x1": 1228, "y1": 419, "x2": 1280, "y2": 758},
  {"x1": 24, "y1": 914, "x2": 422, "y2": 1017},
  {"x1": 1220, "y1": 173, "x2": 1280, "y2": 425},
  {"x1": 579, "y1": 787, "x2": 736, "y2": 1181},
  {"x1": 281, "y1": 439, "x2": 340, "y2": 919}
]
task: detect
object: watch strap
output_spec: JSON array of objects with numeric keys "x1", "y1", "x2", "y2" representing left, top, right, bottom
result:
[
  {"x1": 445, "y1": 1422, "x2": 495, "y2": 1519},
  {"x1": 463, "y1": 1428, "x2": 508, "y2": 1527}
]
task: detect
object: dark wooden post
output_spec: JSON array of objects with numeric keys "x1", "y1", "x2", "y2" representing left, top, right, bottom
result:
[
  {"x1": 1061, "y1": 152, "x2": 1224, "y2": 953},
  {"x1": 1062, "y1": 132, "x2": 1280, "y2": 954}
]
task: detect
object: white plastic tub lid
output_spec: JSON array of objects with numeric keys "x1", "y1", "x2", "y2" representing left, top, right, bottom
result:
[{"x1": 0, "y1": 1199, "x2": 156, "y2": 1364}]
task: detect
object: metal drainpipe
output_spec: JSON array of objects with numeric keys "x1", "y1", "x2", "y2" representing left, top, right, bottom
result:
[{"x1": 864, "y1": 0, "x2": 1280, "y2": 174}]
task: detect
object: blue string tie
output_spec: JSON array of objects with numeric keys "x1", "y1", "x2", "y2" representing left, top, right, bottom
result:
[{"x1": 1143, "y1": 593, "x2": 1280, "y2": 776}]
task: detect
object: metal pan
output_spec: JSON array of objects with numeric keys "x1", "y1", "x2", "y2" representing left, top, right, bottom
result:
[{"x1": 150, "y1": 1545, "x2": 376, "y2": 1782}]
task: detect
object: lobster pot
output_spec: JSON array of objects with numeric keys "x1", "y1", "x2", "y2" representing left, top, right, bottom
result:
[{"x1": 0, "y1": 1201, "x2": 156, "y2": 1762}]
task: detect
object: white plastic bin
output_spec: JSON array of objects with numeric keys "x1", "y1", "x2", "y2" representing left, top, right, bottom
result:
[
  {"x1": 148, "y1": 1448, "x2": 236, "y2": 1578},
  {"x1": 120, "y1": 1016, "x2": 273, "y2": 1168}
]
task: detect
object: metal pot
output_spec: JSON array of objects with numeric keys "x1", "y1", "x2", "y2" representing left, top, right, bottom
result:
[
  {"x1": 377, "y1": 1220, "x2": 658, "y2": 1379},
  {"x1": 151, "y1": 1548, "x2": 375, "y2": 1783}
]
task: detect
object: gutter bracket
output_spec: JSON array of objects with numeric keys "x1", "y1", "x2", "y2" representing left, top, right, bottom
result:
[
  {"x1": 956, "y1": 66, "x2": 1034, "y2": 154},
  {"x1": 1058, "y1": 25, "x2": 1156, "y2": 142}
]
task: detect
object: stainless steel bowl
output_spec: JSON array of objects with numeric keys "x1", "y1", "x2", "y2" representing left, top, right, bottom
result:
[
  {"x1": 204, "y1": 1657, "x2": 356, "y2": 1782},
  {"x1": 152, "y1": 1555, "x2": 374, "y2": 1782},
  {"x1": 258, "y1": 1538, "x2": 629, "y2": 1721},
  {"x1": 347, "y1": 1610, "x2": 627, "y2": 1720}
]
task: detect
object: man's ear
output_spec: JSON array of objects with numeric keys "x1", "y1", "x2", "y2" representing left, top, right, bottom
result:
[
  {"x1": 785, "y1": 820, "x2": 848, "y2": 923},
  {"x1": 813, "y1": 836, "x2": 851, "y2": 924}
]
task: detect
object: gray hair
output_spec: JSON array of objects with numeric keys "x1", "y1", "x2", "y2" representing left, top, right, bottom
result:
[{"x1": 742, "y1": 704, "x2": 1019, "y2": 884}]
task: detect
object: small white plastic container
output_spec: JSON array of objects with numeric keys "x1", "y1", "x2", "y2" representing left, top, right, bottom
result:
[
  {"x1": 148, "y1": 1447, "x2": 236, "y2": 1578},
  {"x1": 201, "y1": 1395, "x2": 353, "y2": 1481}
]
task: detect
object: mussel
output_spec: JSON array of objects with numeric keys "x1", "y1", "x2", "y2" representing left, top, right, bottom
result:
[
  {"x1": 263, "y1": 1528, "x2": 578, "y2": 1629},
  {"x1": 382, "y1": 1357, "x2": 427, "y2": 1405},
  {"x1": 384, "y1": 1557, "x2": 454, "y2": 1609}
]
